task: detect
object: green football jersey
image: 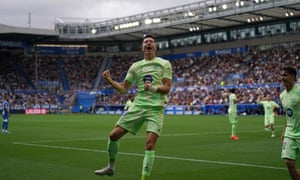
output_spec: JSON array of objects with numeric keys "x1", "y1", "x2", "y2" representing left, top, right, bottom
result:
[
  {"x1": 125, "y1": 57, "x2": 172, "y2": 107},
  {"x1": 280, "y1": 85, "x2": 300, "y2": 138},
  {"x1": 259, "y1": 101, "x2": 279, "y2": 116},
  {"x1": 228, "y1": 93, "x2": 237, "y2": 113}
]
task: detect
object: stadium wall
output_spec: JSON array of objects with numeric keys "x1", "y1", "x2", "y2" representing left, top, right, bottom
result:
[
  {"x1": 160, "y1": 33, "x2": 300, "y2": 55},
  {"x1": 85, "y1": 33, "x2": 300, "y2": 57}
]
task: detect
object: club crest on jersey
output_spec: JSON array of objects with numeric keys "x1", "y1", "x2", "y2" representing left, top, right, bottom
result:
[{"x1": 143, "y1": 75, "x2": 153, "y2": 83}]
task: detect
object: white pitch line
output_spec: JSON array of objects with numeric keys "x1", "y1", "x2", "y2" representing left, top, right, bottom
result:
[
  {"x1": 13, "y1": 141, "x2": 286, "y2": 171},
  {"x1": 30, "y1": 133, "x2": 200, "y2": 143},
  {"x1": 155, "y1": 155, "x2": 286, "y2": 170},
  {"x1": 29, "y1": 128, "x2": 279, "y2": 143}
]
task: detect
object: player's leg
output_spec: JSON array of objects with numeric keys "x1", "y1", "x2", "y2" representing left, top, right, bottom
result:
[
  {"x1": 95, "y1": 107, "x2": 144, "y2": 176},
  {"x1": 229, "y1": 113, "x2": 234, "y2": 137},
  {"x1": 1, "y1": 119, "x2": 5, "y2": 133},
  {"x1": 2, "y1": 117, "x2": 8, "y2": 133},
  {"x1": 141, "y1": 132, "x2": 158, "y2": 180},
  {"x1": 285, "y1": 159, "x2": 300, "y2": 179},
  {"x1": 270, "y1": 123, "x2": 275, "y2": 137},
  {"x1": 107, "y1": 126, "x2": 127, "y2": 169},
  {"x1": 141, "y1": 109, "x2": 163, "y2": 180},
  {"x1": 281, "y1": 137, "x2": 300, "y2": 179},
  {"x1": 264, "y1": 117, "x2": 270, "y2": 131},
  {"x1": 270, "y1": 116, "x2": 275, "y2": 137},
  {"x1": 229, "y1": 112, "x2": 239, "y2": 140},
  {"x1": 94, "y1": 126, "x2": 127, "y2": 176}
]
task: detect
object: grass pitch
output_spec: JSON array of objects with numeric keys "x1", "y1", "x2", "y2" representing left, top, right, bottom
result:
[{"x1": 0, "y1": 114, "x2": 290, "y2": 180}]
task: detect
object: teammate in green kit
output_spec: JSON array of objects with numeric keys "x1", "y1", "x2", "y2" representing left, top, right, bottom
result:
[
  {"x1": 228, "y1": 88, "x2": 239, "y2": 140},
  {"x1": 124, "y1": 95, "x2": 135, "y2": 112},
  {"x1": 94, "y1": 34, "x2": 172, "y2": 180},
  {"x1": 280, "y1": 66, "x2": 300, "y2": 180},
  {"x1": 257, "y1": 94, "x2": 280, "y2": 138}
]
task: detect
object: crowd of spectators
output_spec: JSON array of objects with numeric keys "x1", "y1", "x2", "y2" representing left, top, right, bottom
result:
[
  {"x1": 97, "y1": 44, "x2": 299, "y2": 109},
  {"x1": 0, "y1": 43, "x2": 299, "y2": 114}
]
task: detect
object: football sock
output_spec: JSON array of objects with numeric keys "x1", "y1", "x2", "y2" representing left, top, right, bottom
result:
[
  {"x1": 2, "y1": 121, "x2": 8, "y2": 130},
  {"x1": 141, "y1": 175, "x2": 148, "y2": 180},
  {"x1": 142, "y1": 150, "x2": 155, "y2": 177},
  {"x1": 107, "y1": 139, "x2": 119, "y2": 168},
  {"x1": 231, "y1": 124, "x2": 236, "y2": 136}
]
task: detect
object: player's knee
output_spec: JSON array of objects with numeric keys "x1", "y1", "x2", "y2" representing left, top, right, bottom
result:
[
  {"x1": 109, "y1": 133, "x2": 118, "y2": 141},
  {"x1": 285, "y1": 159, "x2": 295, "y2": 169},
  {"x1": 145, "y1": 139, "x2": 156, "y2": 150},
  {"x1": 109, "y1": 130, "x2": 125, "y2": 141},
  {"x1": 109, "y1": 127, "x2": 126, "y2": 141},
  {"x1": 145, "y1": 143, "x2": 155, "y2": 150}
]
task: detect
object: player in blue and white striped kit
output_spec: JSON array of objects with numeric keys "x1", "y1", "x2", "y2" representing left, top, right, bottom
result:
[{"x1": 2, "y1": 95, "x2": 10, "y2": 134}]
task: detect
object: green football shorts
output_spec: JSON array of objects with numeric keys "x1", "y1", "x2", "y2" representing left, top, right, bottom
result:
[
  {"x1": 264, "y1": 114, "x2": 275, "y2": 126},
  {"x1": 116, "y1": 106, "x2": 164, "y2": 136},
  {"x1": 228, "y1": 111, "x2": 237, "y2": 125},
  {"x1": 281, "y1": 137, "x2": 300, "y2": 160}
]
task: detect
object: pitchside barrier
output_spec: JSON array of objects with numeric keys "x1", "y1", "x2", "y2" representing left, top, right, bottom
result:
[
  {"x1": 6, "y1": 103, "x2": 275, "y2": 115},
  {"x1": 164, "y1": 104, "x2": 263, "y2": 115},
  {"x1": 90, "y1": 104, "x2": 268, "y2": 115}
]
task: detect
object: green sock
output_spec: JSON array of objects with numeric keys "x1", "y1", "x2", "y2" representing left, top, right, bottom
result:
[
  {"x1": 142, "y1": 150, "x2": 155, "y2": 177},
  {"x1": 141, "y1": 175, "x2": 148, "y2": 180},
  {"x1": 231, "y1": 124, "x2": 236, "y2": 136},
  {"x1": 107, "y1": 139, "x2": 119, "y2": 168}
]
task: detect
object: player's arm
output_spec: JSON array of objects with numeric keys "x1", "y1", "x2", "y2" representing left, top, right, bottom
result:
[
  {"x1": 272, "y1": 102, "x2": 280, "y2": 114},
  {"x1": 274, "y1": 102, "x2": 280, "y2": 109},
  {"x1": 256, "y1": 95, "x2": 263, "y2": 104},
  {"x1": 157, "y1": 78, "x2": 172, "y2": 94},
  {"x1": 257, "y1": 95, "x2": 261, "y2": 103},
  {"x1": 103, "y1": 70, "x2": 131, "y2": 94},
  {"x1": 124, "y1": 104, "x2": 128, "y2": 110},
  {"x1": 233, "y1": 95, "x2": 239, "y2": 104},
  {"x1": 281, "y1": 121, "x2": 286, "y2": 141},
  {"x1": 145, "y1": 78, "x2": 171, "y2": 94},
  {"x1": 233, "y1": 99, "x2": 238, "y2": 104}
]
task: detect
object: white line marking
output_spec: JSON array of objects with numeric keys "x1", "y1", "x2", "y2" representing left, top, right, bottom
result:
[
  {"x1": 13, "y1": 141, "x2": 286, "y2": 171},
  {"x1": 30, "y1": 128, "x2": 281, "y2": 143},
  {"x1": 30, "y1": 133, "x2": 200, "y2": 143}
]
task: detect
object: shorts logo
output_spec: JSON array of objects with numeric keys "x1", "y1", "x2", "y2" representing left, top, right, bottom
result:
[
  {"x1": 286, "y1": 108, "x2": 293, "y2": 117},
  {"x1": 282, "y1": 141, "x2": 287, "y2": 150}
]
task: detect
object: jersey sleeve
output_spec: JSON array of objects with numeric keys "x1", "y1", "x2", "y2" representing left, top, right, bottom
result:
[
  {"x1": 273, "y1": 102, "x2": 280, "y2": 108},
  {"x1": 125, "y1": 63, "x2": 136, "y2": 83},
  {"x1": 163, "y1": 60, "x2": 172, "y2": 80}
]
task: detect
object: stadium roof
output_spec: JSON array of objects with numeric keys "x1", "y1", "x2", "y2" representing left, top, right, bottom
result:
[
  {"x1": 54, "y1": 0, "x2": 300, "y2": 42},
  {"x1": 0, "y1": 24, "x2": 58, "y2": 44},
  {"x1": 0, "y1": 0, "x2": 299, "y2": 44}
]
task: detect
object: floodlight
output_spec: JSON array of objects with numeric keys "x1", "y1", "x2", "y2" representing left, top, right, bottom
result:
[
  {"x1": 153, "y1": 18, "x2": 161, "y2": 23},
  {"x1": 91, "y1": 28, "x2": 97, "y2": 34},
  {"x1": 145, "y1": 19, "x2": 152, "y2": 25}
]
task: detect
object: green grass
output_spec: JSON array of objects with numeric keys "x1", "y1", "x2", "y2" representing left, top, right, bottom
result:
[{"x1": 0, "y1": 114, "x2": 290, "y2": 180}]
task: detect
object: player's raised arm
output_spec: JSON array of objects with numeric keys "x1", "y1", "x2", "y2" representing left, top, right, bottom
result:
[
  {"x1": 102, "y1": 69, "x2": 131, "y2": 94},
  {"x1": 257, "y1": 95, "x2": 262, "y2": 103}
]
